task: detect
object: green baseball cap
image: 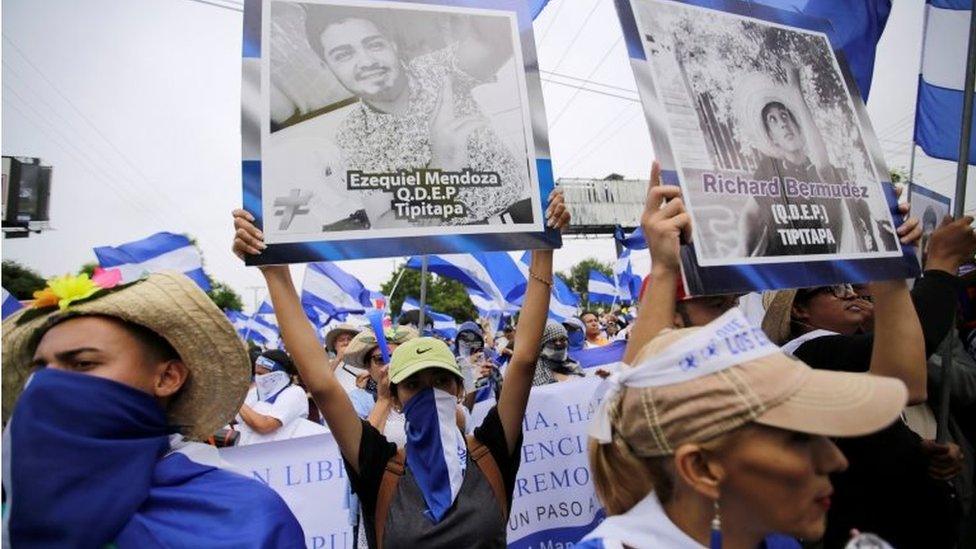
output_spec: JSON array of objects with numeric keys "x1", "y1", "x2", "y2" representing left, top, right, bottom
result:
[{"x1": 389, "y1": 337, "x2": 463, "y2": 384}]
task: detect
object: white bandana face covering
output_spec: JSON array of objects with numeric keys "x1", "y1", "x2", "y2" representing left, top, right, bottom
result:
[
  {"x1": 589, "y1": 309, "x2": 781, "y2": 443},
  {"x1": 254, "y1": 371, "x2": 291, "y2": 402}
]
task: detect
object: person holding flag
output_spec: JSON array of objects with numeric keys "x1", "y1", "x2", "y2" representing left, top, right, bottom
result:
[{"x1": 231, "y1": 189, "x2": 569, "y2": 548}]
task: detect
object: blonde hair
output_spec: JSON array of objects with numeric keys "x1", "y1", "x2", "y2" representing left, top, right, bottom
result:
[{"x1": 589, "y1": 426, "x2": 742, "y2": 515}]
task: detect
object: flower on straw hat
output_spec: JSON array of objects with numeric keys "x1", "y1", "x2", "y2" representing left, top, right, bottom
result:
[{"x1": 31, "y1": 269, "x2": 124, "y2": 312}]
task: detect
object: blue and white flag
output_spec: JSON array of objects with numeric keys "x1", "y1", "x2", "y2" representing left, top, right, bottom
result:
[
  {"x1": 406, "y1": 253, "x2": 525, "y2": 312},
  {"x1": 402, "y1": 388, "x2": 467, "y2": 523},
  {"x1": 301, "y1": 262, "x2": 372, "y2": 318},
  {"x1": 2, "y1": 287, "x2": 23, "y2": 320},
  {"x1": 225, "y1": 309, "x2": 249, "y2": 332},
  {"x1": 240, "y1": 313, "x2": 279, "y2": 345},
  {"x1": 93, "y1": 232, "x2": 210, "y2": 291},
  {"x1": 255, "y1": 299, "x2": 274, "y2": 315},
  {"x1": 614, "y1": 249, "x2": 642, "y2": 303},
  {"x1": 571, "y1": 340, "x2": 627, "y2": 370},
  {"x1": 756, "y1": 0, "x2": 892, "y2": 100},
  {"x1": 588, "y1": 270, "x2": 618, "y2": 305},
  {"x1": 401, "y1": 296, "x2": 421, "y2": 312},
  {"x1": 400, "y1": 297, "x2": 458, "y2": 340},
  {"x1": 915, "y1": 0, "x2": 975, "y2": 165},
  {"x1": 517, "y1": 251, "x2": 580, "y2": 322},
  {"x1": 614, "y1": 225, "x2": 647, "y2": 251}
]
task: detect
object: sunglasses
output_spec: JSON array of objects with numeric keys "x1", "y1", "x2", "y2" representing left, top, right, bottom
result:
[
  {"x1": 802, "y1": 284, "x2": 856, "y2": 300},
  {"x1": 369, "y1": 353, "x2": 386, "y2": 365}
]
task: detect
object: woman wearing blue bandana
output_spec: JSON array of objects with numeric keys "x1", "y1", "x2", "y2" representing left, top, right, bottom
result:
[
  {"x1": 232, "y1": 189, "x2": 570, "y2": 548},
  {"x1": 1, "y1": 271, "x2": 304, "y2": 548}
]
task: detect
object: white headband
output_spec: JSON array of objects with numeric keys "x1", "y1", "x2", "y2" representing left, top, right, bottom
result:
[{"x1": 589, "y1": 308, "x2": 781, "y2": 444}]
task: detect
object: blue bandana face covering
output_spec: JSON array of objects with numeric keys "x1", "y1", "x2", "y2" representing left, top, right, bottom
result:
[
  {"x1": 6, "y1": 367, "x2": 171, "y2": 547},
  {"x1": 402, "y1": 387, "x2": 467, "y2": 524}
]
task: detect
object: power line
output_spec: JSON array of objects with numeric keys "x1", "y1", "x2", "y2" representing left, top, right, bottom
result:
[
  {"x1": 2, "y1": 34, "x2": 196, "y2": 231},
  {"x1": 548, "y1": 37, "x2": 625, "y2": 128},
  {"x1": 178, "y1": 0, "x2": 243, "y2": 12},
  {"x1": 541, "y1": 77, "x2": 640, "y2": 103},
  {"x1": 560, "y1": 102, "x2": 639, "y2": 174},
  {"x1": 548, "y1": 0, "x2": 605, "y2": 74},
  {"x1": 541, "y1": 69, "x2": 637, "y2": 94},
  {"x1": 3, "y1": 87, "x2": 172, "y2": 229},
  {"x1": 536, "y1": 0, "x2": 569, "y2": 47}
]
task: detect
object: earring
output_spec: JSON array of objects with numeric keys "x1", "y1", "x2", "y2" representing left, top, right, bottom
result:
[{"x1": 709, "y1": 500, "x2": 722, "y2": 549}]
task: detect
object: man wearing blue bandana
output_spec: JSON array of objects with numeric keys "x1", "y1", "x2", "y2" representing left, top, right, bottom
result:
[
  {"x1": 232, "y1": 188, "x2": 571, "y2": 548},
  {"x1": 1, "y1": 271, "x2": 304, "y2": 548}
]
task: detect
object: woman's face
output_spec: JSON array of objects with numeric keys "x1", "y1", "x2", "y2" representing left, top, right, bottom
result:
[
  {"x1": 367, "y1": 343, "x2": 399, "y2": 381},
  {"x1": 395, "y1": 368, "x2": 461, "y2": 406},
  {"x1": 714, "y1": 424, "x2": 847, "y2": 541},
  {"x1": 793, "y1": 285, "x2": 867, "y2": 336}
]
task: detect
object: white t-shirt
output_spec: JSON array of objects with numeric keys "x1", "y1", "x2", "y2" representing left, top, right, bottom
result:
[{"x1": 236, "y1": 385, "x2": 313, "y2": 446}]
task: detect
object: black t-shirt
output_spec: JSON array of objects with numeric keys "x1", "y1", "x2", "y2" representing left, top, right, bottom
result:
[
  {"x1": 792, "y1": 271, "x2": 963, "y2": 548},
  {"x1": 345, "y1": 406, "x2": 521, "y2": 548}
]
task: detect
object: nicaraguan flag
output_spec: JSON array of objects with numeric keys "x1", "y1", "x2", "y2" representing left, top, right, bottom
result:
[
  {"x1": 614, "y1": 225, "x2": 647, "y2": 250},
  {"x1": 614, "y1": 249, "x2": 643, "y2": 303},
  {"x1": 301, "y1": 262, "x2": 372, "y2": 318},
  {"x1": 93, "y1": 232, "x2": 211, "y2": 291},
  {"x1": 406, "y1": 253, "x2": 525, "y2": 312},
  {"x1": 401, "y1": 296, "x2": 421, "y2": 312},
  {"x1": 588, "y1": 270, "x2": 618, "y2": 304},
  {"x1": 400, "y1": 297, "x2": 459, "y2": 339},
  {"x1": 2, "y1": 287, "x2": 23, "y2": 319},
  {"x1": 243, "y1": 313, "x2": 280, "y2": 345},
  {"x1": 915, "y1": 0, "x2": 975, "y2": 164},
  {"x1": 255, "y1": 299, "x2": 274, "y2": 315},
  {"x1": 403, "y1": 388, "x2": 467, "y2": 523},
  {"x1": 571, "y1": 340, "x2": 627, "y2": 370}
]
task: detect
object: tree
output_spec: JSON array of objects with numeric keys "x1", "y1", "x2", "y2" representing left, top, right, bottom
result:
[
  {"x1": 559, "y1": 258, "x2": 613, "y2": 309},
  {"x1": 207, "y1": 278, "x2": 244, "y2": 312},
  {"x1": 78, "y1": 262, "x2": 99, "y2": 277},
  {"x1": 2, "y1": 260, "x2": 46, "y2": 299},
  {"x1": 380, "y1": 265, "x2": 477, "y2": 322}
]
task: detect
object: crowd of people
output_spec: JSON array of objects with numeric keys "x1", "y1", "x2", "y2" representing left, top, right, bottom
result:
[{"x1": 3, "y1": 171, "x2": 976, "y2": 549}]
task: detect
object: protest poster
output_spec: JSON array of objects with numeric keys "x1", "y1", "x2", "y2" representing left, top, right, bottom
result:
[
  {"x1": 220, "y1": 433, "x2": 354, "y2": 549},
  {"x1": 241, "y1": 0, "x2": 560, "y2": 266},
  {"x1": 614, "y1": 0, "x2": 920, "y2": 295},
  {"x1": 908, "y1": 184, "x2": 951, "y2": 267},
  {"x1": 506, "y1": 377, "x2": 609, "y2": 549}
]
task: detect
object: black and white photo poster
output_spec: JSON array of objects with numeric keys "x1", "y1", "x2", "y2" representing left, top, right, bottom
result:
[
  {"x1": 623, "y1": 0, "x2": 904, "y2": 270},
  {"x1": 249, "y1": 0, "x2": 548, "y2": 253}
]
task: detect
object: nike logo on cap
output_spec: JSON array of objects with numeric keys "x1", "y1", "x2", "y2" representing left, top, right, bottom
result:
[{"x1": 416, "y1": 347, "x2": 432, "y2": 354}]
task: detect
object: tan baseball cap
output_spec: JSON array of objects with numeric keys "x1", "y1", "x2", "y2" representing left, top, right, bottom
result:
[{"x1": 593, "y1": 310, "x2": 906, "y2": 456}]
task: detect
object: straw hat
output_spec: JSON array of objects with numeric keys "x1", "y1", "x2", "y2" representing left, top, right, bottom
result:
[
  {"x1": 761, "y1": 289, "x2": 799, "y2": 345},
  {"x1": 734, "y1": 72, "x2": 806, "y2": 160},
  {"x1": 344, "y1": 325, "x2": 418, "y2": 369},
  {"x1": 2, "y1": 271, "x2": 250, "y2": 440},
  {"x1": 605, "y1": 320, "x2": 906, "y2": 457},
  {"x1": 324, "y1": 323, "x2": 361, "y2": 353}
]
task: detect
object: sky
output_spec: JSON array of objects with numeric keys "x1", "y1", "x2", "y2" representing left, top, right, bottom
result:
[{"x1": 3, "y1": 0, "x2": 973, "y2": 312}]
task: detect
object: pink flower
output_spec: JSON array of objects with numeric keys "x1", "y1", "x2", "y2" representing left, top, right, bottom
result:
[{"x1": 92, "y1": 267, "x2": 123, "y2": 290}]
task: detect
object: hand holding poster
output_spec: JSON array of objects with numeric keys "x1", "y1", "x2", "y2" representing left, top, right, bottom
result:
[
  {"x1": 241, "y1": 0, "x2": 559, "y2": 265},
  {"x1": 614, "y1": 0, "x2": 920, "y2": 294}
]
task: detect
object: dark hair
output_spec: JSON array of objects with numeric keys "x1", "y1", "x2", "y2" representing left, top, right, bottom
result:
[
  {"x1": 580, "y1": 311, "x2": 599, "y2": 322},
  {"x1": 760, "y1": 101, "x2": 798, "y2": 135},
  {"x1": 257, "y1": 349, "x2": 296, "y2": 376},
  {"x1": 304, "y1": 7, "x2": 393, "y2": 62}
]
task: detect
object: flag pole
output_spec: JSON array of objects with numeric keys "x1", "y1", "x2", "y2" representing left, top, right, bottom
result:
[
  {"x1": 418, "y1": 255, "x2": 429, "y2": 332},
  {"x1": 936, "y1": 4, "x2": 976, "y2": 444}
]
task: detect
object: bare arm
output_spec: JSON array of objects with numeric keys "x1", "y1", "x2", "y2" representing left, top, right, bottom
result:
[
  {"x1": 496, "y1": 190, "x2": 570, "y2": 454},
  {"x1": 238, "y1": 404, "x2": 283, "y2": 434},
  {"x1": 233, "y1": 210, "x2": 365, "y2": 470},
  {"x1": 868, "y1": 279, "x2": 927, "y2": 404},
  {"x1": 623, "y1": 162, "x2": 692, "y2": 365}
]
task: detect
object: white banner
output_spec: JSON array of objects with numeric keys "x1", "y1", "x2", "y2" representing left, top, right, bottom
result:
[
  {"x1": 506, "y1": 377, "x2": 609, "y2": 548},
  {"x1": 220, "y1": 434, "x2": 354, "y2": 549},
  {"x1": 218, "y1": 378, "x2": 611, "y2": 549}
]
